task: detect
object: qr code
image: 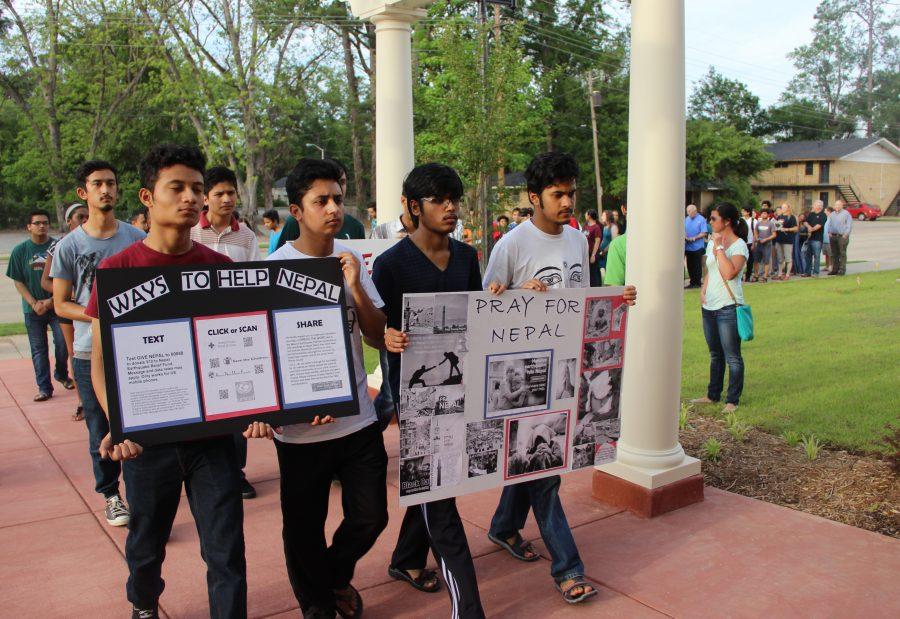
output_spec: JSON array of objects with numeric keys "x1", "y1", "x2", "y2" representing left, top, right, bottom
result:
[
  {"x1": 243, "y1": 336, "x2": 253, "y2": 347},
  {"x1": 218, "y1": 389, "x2": 229, "y2": 400},
  {"x1": 254, "y1": 364, "x2": 264, "y2": 375},
  {"x1": 210, "y1": 358, "x2": 220, "y2": 368}
]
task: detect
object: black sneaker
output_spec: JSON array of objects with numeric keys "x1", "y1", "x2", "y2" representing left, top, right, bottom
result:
[
  {"x1": 131, "y1": 607, "x2": 158, "y2": 619},
  {"x1": 105, "y1": 494, "x2": 130, "y2": 526},
  {"x1": 240, "y1": 478, "x2": 257, "y2": 499}
]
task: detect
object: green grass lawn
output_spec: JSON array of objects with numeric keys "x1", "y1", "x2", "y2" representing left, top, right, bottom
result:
[
  {"x1": 0, "y1": 322, "x2": 25, "y2": 336},
  {"x1": 681, "y1": 269, "x2": 900, "y2": 453}
]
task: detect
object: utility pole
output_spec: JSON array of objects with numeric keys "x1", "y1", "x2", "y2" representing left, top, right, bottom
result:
[{"x1": 587, "y1": 72, "x2": 603, "y2": 212}]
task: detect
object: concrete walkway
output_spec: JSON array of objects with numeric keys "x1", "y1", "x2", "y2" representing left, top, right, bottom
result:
[{"x1": 0, "y1": 356, "x2": 897, "y2": 618}]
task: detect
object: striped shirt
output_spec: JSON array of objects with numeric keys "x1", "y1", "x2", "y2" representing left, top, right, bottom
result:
[{"x1": 190, "y1": 212, "x2": 262, "y2": 262}]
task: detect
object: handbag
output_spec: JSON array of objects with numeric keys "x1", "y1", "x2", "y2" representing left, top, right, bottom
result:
[{"x1": 723, "y1": 279, "x2": 754, "y2": 341}]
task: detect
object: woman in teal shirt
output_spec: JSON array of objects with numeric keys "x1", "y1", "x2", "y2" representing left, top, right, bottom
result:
[{"x1": 692, "y1": 202, "x2": 749, "y2": 413}]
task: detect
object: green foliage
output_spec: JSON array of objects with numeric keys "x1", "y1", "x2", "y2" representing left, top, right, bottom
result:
[
  {"x1": 685, "y1": 119, "x2": 773, "y2": 208},
  {"x1": 727, "y1": 421, "x2": 751, "y2": 443},
  {"x1": 702, "y1": 438, "x2": 723, "y2": 462},
  {"x1": 800, "y1": 435, "x2": 822, "y2": 461},
  {"x1": 781, "y1": 430, "x2": 802, "y2": 447},
  {"x1": 689, "y1": 68, "x2": 768, "y2": 137},
  {"x1": 679, "y1": 403, "x2": 691, "y2": 431}
]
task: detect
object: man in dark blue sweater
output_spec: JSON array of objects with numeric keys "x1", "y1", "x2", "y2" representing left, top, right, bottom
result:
[{"x1": 372, "y1": 163, "x2": 485, "y2": 618}]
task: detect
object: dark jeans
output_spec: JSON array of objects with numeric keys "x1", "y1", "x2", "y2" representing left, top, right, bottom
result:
[
  {"x1": 72, "y1": 356, "x2": 120, "y2": 498},
  {"x1": 123, "y1": 436, "x2": 247, "y2": 616},
  {"x1": 374, "y1": 349, "x2": 395, "y2": 431},
  {"x1": 744, "y1": 244, "x2": 755, "y2": 281},
  {"x1": 685, "y1": 249, "x2": 704, "y2": 286},
  {"x1": 701, "y1": 306, "x2": 744, "y2": 405},
  {"x1": 275, "y1": 423, "x2": 388, "y2": 614},
  {"x1": 489, "y1": 476, "x2": 584, "y2": 583},
  {"x1": 233, "y1": 434, "x2": 247, "y2": 479},
  {"x1": 829, "y1": 234, "x2": 849, "y2": 274},
  {"x1": 23, "y1": 310, "x2": 69, "y2": 395},
  {"x1": 391, "y1": 500, "x2": 485, "y2": 619},
  {"x1": 588, "y1": 260, "x2": 602, "y2": 287},
  {"x1": 803, "y1": 239, "x2": 823, "y2": 275}
]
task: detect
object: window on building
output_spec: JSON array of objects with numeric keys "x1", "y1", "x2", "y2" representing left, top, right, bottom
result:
[
  {"x1": 773, "y1": 191, "x2": 788, "y2": 202},
  {"x1": 803, "y1": 192, "x2": 813, "y2": 210},
  {"x1": 805, "y1": 162, "x2": 814, "y2": 175},
  {"x1": 819, "y1": 191, "x2": 829, "y2": 207},
  {"x1": 774, "y1": 162, "x2": 789, "y2": 168}
]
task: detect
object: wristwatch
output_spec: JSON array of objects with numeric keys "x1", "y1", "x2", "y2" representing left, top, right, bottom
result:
[{"x1": 715, "y1": 245, "x2": 725, "y2": 253}]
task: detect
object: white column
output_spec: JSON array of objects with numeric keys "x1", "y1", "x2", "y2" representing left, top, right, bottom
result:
[
  {"x1": 596, "y1": 0, "x2": 700, "y2": 489},
  {"x1": 350, "y1": 1, "x2": 428, "y2": 222}
]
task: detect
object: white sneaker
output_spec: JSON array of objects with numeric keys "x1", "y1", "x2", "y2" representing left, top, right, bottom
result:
[{"x1": 105, "y1": 494, "x2": 130, "y2": 526}]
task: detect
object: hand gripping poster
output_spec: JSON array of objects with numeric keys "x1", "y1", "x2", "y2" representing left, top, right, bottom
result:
[
  {"x1": 398, "y1": 287, "x2": 629, "y2": 506},
  {"x1": 95, "y1": 259, "x2": 358, "y2": 445}
]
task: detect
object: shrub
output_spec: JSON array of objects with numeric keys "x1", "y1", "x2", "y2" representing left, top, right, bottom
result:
[
  {"x1": 702, "y1": 437, "x2": 722, "y2": 462},
  {"x1": 781, "y1": 430, "x2": 801, "y2": 447},
  {"x1": 800, "y1": 435, "x2": 822, "y2": 461}
]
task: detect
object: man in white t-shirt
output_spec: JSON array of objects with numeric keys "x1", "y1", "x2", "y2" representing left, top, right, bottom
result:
[
  {"x1": 258, "y1": 158, "x2": 388, "y2": 618},
  {"x1": 483, "y1": 152, "x2": 637, "y2": 606}
]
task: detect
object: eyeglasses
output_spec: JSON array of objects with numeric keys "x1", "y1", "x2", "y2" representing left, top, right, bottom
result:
[
  {"x1": 422, "y1": 197, "x2": 461, "y2": 207},
  {"x1": 30, "y1": 221, "x2": 50, "y2": 226}
]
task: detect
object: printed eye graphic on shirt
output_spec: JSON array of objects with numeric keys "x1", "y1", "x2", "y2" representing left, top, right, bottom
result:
[
  {"x1": 533, "y1": 266, "x2": 563, "y2": 288},
  {"x1": 568, "y1": 263, "x2": 583, "y2": 284}
]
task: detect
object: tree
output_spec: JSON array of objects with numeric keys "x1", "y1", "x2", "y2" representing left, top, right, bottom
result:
[
  {"x1": 766, "y1": 95, "x2": 856, "y2": 141},
  {"x1": 686, "y1": 119, "x2": 773, "y2": 207},
  {"x1": 689, "y1": 67, "x2": 768, "y2": 137}
]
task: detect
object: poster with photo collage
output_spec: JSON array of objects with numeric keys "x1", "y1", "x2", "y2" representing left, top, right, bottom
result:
[{"x1": 398, "y1": 287, "x2": 628, "y2": 507}]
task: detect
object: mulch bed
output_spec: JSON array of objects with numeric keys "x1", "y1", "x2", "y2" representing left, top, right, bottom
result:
[{"x1": 680, "y1": 414, "x2": 900, "y2": 538}]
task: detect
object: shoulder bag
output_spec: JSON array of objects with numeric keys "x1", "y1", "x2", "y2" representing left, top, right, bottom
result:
[{"x1": 723, "y1": 279, "x2": 754, "y2": 341}]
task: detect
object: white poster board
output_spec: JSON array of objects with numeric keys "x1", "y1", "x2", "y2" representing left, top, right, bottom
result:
[
  {"x1": 398, "y1": 287, "x2": 628, "y2": 506},
  {"x1": 340, "y1": 239, "x2": 399, "y2": 274}
]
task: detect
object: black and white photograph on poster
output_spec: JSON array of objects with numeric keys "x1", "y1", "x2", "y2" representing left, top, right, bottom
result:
[
  {"x1": 577, "y1": 369, "x2": 622, "y2": 420},
  {"x1": 612, "y1": 302, "x2": 628, "y2": 333},
  {"x1": 582, "y1": 338, "x2": 623, "y2": 370},
  {"x1": 485, "y1": 349, "x2": 552, "y2": 418},
  {"x1": 595, "y1": 440, "x2": 617, "y2": 465},
  {"x1": 400, "y1": 456, "x2": 431, "y2": 496},
  {"x1": 466, "y1": 419, "x2": 503, "y2": 455},
  {"x1": 403, "y1": 295, "x2": 435, "y2": 334},
  {"x1": 572, "y1": 443, "x2": 595, "y2": 469},
  {"x1": 431, "y1": 415, "x2": 464, "y2": 489},
  {"x1": 400, "y1": 333, "x2": 467, "y2": 388},
  {"x1": 575, "y1": 414, "x2": 621, "y2": 448},
  {"x1": 554, "y1": 357, "x2": 577, "y2": 400},
  {"x1": 433, "y1": 293, "x2": 468, "y2": 334},
  {"x1": 400, "y1": 417, "x2": 432, "y2": 458},
  {"x1": 399, "y1": 387, "x2": 435, "y2": 419},
  {"x1": 504, "y1": 410, "x2": 570, "y2": 479},
  {"x1": 468, "y1": 451, "x2": 498, "y2": 478},
  {"x1": 584, "y1": 297, "x2": 612, "y2": 339}
]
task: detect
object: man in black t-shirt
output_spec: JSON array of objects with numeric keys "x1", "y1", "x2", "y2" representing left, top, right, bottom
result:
[
  {"x1": 372, "y1": 164, "x2": 485, "y2": 618},
  {"x1": 802, "y1": 200, "x2": 827, "y2": 276},
  {"x1": 775, "y1": 204, "x2": 798, "y2": 279}
]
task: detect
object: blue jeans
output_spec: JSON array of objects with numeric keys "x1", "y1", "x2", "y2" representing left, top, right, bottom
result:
[
  {"x1": 489, "y1": 476, "x2": 584, "y2": 583},
  {"x1": 23, "y1": 310, "x2": 69, "y2": 394},
  {"x1": 124, "y1": 436, "x2": 246, "y2": 615},
  {"x1": 803, "y1": 239, "x2": 823, "y2": 275},
  {"x1": 374, "y1": 349, "x2": 395, "y2": 431},
  {"x1": 701, "y1": 306, "x2": 744, "y2": 405},
  {"x1": 72, "y1": 356, "x2": 121, "y2": 498}
]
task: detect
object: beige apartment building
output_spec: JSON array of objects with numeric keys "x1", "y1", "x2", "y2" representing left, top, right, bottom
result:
[{"x1": 752, "y1": 137, "x2": 900, "y2": 214}]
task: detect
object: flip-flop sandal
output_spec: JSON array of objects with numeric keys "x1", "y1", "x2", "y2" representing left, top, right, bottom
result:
[
  {"x1": 72, "y1": 405, "x2": 84, "y2": 422},
  {"x1": 487, "y1": 532, "x2": 540, "y2": 562},
  {"x1": 555, "y1": 578, "x2": 599, "y2": 604},
  {"x1": 334, "y1": 584, "x2": 363, "y2": 619},
  {"x1": 388, "y1": 566, "x2": 442, "y2": 593}
]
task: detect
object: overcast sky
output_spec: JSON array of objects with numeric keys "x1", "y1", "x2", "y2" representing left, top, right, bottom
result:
[{"x1": 683, "y1": 0, "x2": 822, "y2": 107}]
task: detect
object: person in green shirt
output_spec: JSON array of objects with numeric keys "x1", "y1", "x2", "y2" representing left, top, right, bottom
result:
[
  {"x1": 6, "y1": 209, "x2": 73, "y2": 401},
  {"x1": 604, "y1": 204, "x2": 627, "y2": 286}
]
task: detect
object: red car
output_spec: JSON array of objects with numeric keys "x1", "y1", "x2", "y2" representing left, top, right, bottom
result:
[{"x1": 845, "y1": 202, "x2": 882, "y2": 221}]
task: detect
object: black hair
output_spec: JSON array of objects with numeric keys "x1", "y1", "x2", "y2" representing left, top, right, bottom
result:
[
  {"x1": 524, "y1": 151, "x2": 579, "y2": 196},
  {"x1": 27, "y1": 208, "x2": 51, "y2": 225},
  {"x1": 713, "y1": 201, "x2": 749, "y2": 242},
  {"x1": 586, "y1": 208, "x2": 599, "y2": 221},
  {"x1": 75, "y1": 160, "x2": 118, "y2": 189},
  {"x1": 367, "y1": 202, "x2": 377, "y2": 212},
  {"x1": 139, "y1": 144, "x2": 206, "y2": 191},
  {"x1": 285, "y1": 158, "x2": 343, "y2": 207},
  {"x1": 401, "y1": 163, "x2": 464, "y2": 227},
  {"x1": 130, "y1": 205, "x2": 148, "y2": 222},
  {"x1": 325, "y1": 158, "x2": 348, "y2": 179},
  {"x1": 761, "y1": 200, "x2": 772, "y2": 208},
  {"x1": 512, "y1": 207, "x2": 521, "y2": 214},
  {"x1": 521, "y1": 207, "x2": 534, "y2": 217},
  {"x1": 498, "y1": 215, "x2": 509, "y2": 224},
  {"x1": 204, "y1": 166, "x2": 238, "y2": 194},
  {"x1": 262, "y1": 209, "x2": 280, "y2": 223}
]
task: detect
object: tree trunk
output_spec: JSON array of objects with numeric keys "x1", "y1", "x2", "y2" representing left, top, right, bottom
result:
[
  {"x1": 342, "y1": 26, "x2": 367, "y2": 208},
  {"x1": 865, "y1": 0, "x2": 874, "y2": 137},
  {"x1": 367, "y1": 23, "x2": 377, "y2": 203}
]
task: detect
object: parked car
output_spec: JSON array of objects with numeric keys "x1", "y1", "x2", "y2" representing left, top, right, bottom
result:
[{"x1": 845, "y1": 202, "x2": 881, "y2": 221}]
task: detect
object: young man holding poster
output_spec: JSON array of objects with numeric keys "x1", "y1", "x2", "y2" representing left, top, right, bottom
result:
[
  {"x1": 372, "y1": 163, "x2": 485, "y2": 618},
  {"x1": 86, "y1": 144, "x2": 248, "y2": 618},
  {"x1": 266, "y1": 158, "x2": 388, "y2": 619},
  {"x1": 51, "y1": 160, "x2": 146, "y2": 527},
  {"x1": 483, "y1": 151, "x2": 636, "y2": 605}
]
